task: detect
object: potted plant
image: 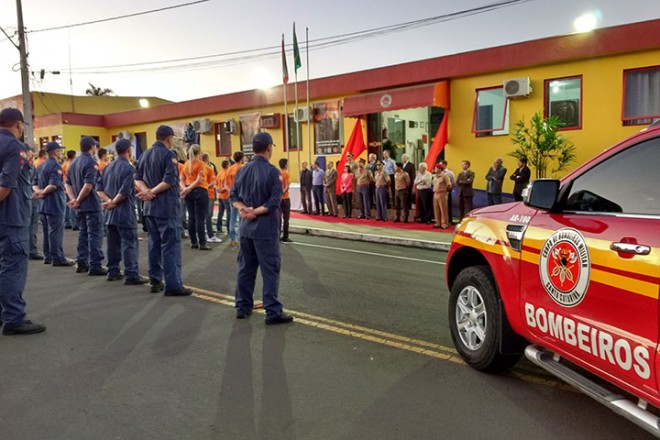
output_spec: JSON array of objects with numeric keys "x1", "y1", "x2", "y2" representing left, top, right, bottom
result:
[{"x1": 509, "y1": 111, "x2": 576, "y2": 179}]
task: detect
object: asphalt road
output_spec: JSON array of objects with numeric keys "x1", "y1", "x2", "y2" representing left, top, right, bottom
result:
[{"x1": 0, "y1": 230, "x2": 654, "y2": 440}]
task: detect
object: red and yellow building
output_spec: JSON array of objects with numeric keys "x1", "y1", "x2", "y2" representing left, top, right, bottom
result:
[{"x1": 2, "y1": 18, "x2": 660, "y2": 195}]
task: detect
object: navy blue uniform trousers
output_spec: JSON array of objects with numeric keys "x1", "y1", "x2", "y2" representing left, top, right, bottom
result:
[
  {"x1": 76, "y1": 210, "x2": 104, "y2": 269},
  {"x1": 235, "y1": 236, "x2": 283, "y2": 319},
  {"x1": 0, "y1": 225, "x2": 28, "y2": 327},
  {"x1": 106, "y1": 225, "x2": 139, "y2": 281},
  {"x1": 40, "y1": 213, "x2": 66, "y2": 263},
  {"x1": 145, "y1": 216, "x2": 183, "y2": 291}
]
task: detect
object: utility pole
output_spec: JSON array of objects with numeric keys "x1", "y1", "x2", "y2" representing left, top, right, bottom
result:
[{"x1": 16, "y1": 0, "x2": 34, "y2": 148}]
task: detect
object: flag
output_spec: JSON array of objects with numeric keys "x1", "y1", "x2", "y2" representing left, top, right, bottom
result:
[
  {"x1": 425, "y1": 111, "x2": 449, "y2": 170},
  {"x1": 336, "y1": 119, "x2": 366, "y2": 195},
  {"x1": 293, "y1": 23, "x2": 302, "y2": 72},
  {"x1": 281, "y1": 34, "x2": 289, "y2": 84}
]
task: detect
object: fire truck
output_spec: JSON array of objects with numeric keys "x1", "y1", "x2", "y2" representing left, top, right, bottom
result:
[{"x1": 446, "y1": 122, "x2": 660, "y2": 437}]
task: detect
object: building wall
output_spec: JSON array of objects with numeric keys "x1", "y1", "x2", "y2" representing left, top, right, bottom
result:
[
  {"x1": 448, "y1": 48, "x2": 660, "y2": 193},
  {"x1": 31, "y1": 93, "x2": 172, "y2": 116},
  {"x1": 34, "y1": 124, "x2": 112, "y2": 152}
]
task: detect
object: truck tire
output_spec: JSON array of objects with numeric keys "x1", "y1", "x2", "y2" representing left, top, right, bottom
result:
[{"x1": 448, "y1": 265, "x2": 520, "y2": 372}]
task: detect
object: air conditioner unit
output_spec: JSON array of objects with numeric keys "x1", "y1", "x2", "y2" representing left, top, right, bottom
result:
[
  {"x1": 117, "y1": 130, "x2": 132, "y2": 140},
  {"x1": 294, "y1": 107, "x2": 310, "y2": 123},
  {"x1": 193, "y1": 118, "x2": 212, "y2": 134},
  {"x1": 504, "y1": 77, "x2": 532, "y2": 98},
  {"x1": 223, "y1": 120, "x2": 236, "y2": 134}
]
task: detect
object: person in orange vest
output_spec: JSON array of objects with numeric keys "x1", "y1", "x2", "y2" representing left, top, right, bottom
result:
[
  {"x1": 201, "y1": 153, "x2": 221, "y2": 243},
  {"x1": 215, "y1": 160, "x2": 230, "y2": 235},
  {"x1": 225, "y1": 151, "x2": 245, "y2": 247},
  {"x1": 180, "y1": 145, "x2": 212, "y2": 250},
  {"x1": 34, "y1": 149, "x2": 47, "y2": 169},
  {"x1": 279, "y1": 158, "x2": 292, "y2": 243},
  {"x1": 97, "y1": 147, "x2": 110, "y2": 174}
]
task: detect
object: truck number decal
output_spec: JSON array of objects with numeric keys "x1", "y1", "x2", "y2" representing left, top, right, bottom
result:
[{"x1": 509, "y1": 214, "x2": 531, "y2": 224}]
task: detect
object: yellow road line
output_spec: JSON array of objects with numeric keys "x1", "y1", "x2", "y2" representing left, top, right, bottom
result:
[{"x1": 190, "y1": 286, "x2": 569, "y2": 390}]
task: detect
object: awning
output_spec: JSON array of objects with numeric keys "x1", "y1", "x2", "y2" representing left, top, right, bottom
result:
[{"x1": 342, "y1": 84, "x2": 436, "y2": 117}]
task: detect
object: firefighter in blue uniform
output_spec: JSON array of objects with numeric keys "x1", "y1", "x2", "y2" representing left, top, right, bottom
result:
[
  {"x1": 65, "y1": 136, "x2": 106, "y2": 275},
  {"x1": 33, "y1": 141, "x2": 75, "y2": 266},
  {"x1": 97, "y1": 139, "x2": 148, "y2": 285},
  {"x1": 0, "y1": 108, "x2": 46, "y2": 335},
  {"x1": 230, "y1": 132, "x2": 293, "y2": 324},
  {"x1": 135, "y1": 125, "x2": 191, "y2": 296}
]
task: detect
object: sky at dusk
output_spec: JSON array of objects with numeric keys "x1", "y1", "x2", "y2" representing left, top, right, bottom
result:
[{"x1": 1, "y1": 0, "x2": 660, "y2": 103}]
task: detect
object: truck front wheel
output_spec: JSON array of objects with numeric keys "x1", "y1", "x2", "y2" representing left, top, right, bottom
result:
[{"x1": 449, "y1": 266, "x2": 520, "y2": 372}]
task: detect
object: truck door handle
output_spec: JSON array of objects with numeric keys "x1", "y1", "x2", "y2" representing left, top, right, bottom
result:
[{"x1": 610, "y1": 242, "x2": 651, "y2": 255}]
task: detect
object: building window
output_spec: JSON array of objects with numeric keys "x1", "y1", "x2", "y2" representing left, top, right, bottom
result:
[
  {"x1": 472, "y1": 86, "x2": 509, "y2": 137},
  {"x1": 545, "y1": 76, "x2": 582, "y2": 129},
  {"x1": 284, "y1": 114, "x2": 302, "y2": 151},
  {"x1": 214, "y1": 123, "x2": 232, "y2": 157},
  {"x1": 623, "y1": 66, "x2": 660, "y2": 126}
]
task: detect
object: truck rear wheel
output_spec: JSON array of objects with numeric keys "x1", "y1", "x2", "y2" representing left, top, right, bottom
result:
[{"x1": 449, "y1": 266, "x2": 520, "y2": 372}]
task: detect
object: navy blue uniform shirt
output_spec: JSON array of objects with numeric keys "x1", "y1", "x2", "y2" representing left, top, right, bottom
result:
[
  {"x1": 0, "y1": 128, "x2": 32, "y2": 226},
  {"x1": 134, "y1": 142, "x2": 181, "y2": 218},
  {"x1": 37, "y1": 156, "x2": 66, "y2": 216},
  {"x1": 229, "y1": 155, "x2": 282, "y2": 240},
  {"x1": 65, "y1": 151, "x2": 101, "y2": 212},
  {"x1": 97, "y1": 156, "x2": 137, "y2": 227}
]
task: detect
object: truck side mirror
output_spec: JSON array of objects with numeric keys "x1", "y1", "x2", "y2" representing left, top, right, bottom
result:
[{"x1": 523, "y1": 179, "x2": 560, "y2": 211}]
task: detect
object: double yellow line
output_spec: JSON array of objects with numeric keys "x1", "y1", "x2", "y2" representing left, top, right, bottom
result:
[{"x1": 191, "y1": 286, "x2": 571, "y2": 391}]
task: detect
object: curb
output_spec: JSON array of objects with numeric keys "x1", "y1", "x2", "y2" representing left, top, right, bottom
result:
[{"x1": 289, "y1": 226, "x2": 450, "y2": 251}]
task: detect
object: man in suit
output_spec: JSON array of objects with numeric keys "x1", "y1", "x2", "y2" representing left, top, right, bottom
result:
[
  {"x1": 510, "y1": 157, "x2": 531, "y2": 201},
  {"x1": 457, "y1": 160, "x2": 475, "y2": 219},
  {"x1": 401, "y1": 154, "x2": 415, "y2": 210},
  {"x1": 485, "y1": 157, "x2": 507, "y2": 205},
  {"x1": 299, "y1": 161, "x2": 313, "y2": 214}
]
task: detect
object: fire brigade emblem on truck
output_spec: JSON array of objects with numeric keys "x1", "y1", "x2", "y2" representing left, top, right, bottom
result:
[{"x1": 539, "y1": 228, "x2": 590, "y2": 307}]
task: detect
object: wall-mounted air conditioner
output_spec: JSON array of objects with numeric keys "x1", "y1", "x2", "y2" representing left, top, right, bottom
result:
[
  {"x1": 504, "y1": 77, "x2": 532, "y2": 98},
  {"x1": 193, "y1": 118, "x2": 212, "y2": 134},
  {"x1": 223, "y1": 120, "x2": 236, "y2": 134},
  {"x1": 294, "y1": 107, "x2": 310, "y2": 123}
]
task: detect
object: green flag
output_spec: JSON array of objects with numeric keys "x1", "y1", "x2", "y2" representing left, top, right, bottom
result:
[{"x1": 293, "y1": 23, "x2": 302, "y2": 72}]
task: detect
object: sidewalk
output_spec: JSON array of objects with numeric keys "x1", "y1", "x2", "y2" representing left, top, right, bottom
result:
[{"x1": 288, "y1": 212, "x2": 454, "y2": 251}]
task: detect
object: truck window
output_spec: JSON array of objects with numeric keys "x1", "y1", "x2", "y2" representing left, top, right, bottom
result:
[{"x1": 563, "y1": 137, "x2": 660, "y2": 215}]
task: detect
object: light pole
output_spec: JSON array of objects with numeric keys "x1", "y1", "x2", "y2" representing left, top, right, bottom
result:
[{"x1": 16, "y1": 0, "x2": 34, "y2": 148}]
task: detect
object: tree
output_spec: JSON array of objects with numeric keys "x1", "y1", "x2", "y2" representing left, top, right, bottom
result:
[
  {"x1": 85, "y1": 83, "x2": 114, "y2": 96},
  {"x1": 510, "y1": 111, "x2": 576, "y2": 179}
]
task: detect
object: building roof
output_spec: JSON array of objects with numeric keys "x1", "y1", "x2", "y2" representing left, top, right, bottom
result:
[{"x1": 38, "y1": 18, "x2": 660, "y2": 128}]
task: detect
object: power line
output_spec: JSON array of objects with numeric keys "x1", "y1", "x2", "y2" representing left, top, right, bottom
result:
[
  {"x1": 28, "y1": 0, "x2": 210, "y2": 33},
  {"x1": 56, "y1": 0, "x2": 532, "y2": 76}
]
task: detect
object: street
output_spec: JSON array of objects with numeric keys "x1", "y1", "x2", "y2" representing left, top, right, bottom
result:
[{"x1": 0, "y1": 230, "x2": 654, "y2": 440}]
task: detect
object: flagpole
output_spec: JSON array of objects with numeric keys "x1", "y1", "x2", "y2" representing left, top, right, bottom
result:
[
  {"x1": 306, "y1": 26, "x2": 311, "y2": 166},
  {"x1": 293, "y1": 22, "x2": 301, "y2": 176},
  {"x1": 282, "y1": 34, "x2": 290, "y2": 167},
  {"x1": 294, "y1": 70, "x2": 301, "y2": 176}
]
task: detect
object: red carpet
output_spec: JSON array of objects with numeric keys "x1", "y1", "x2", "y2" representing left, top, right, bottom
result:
[{"x1": 290, "y1": 211, "x2": 455, "y2": 233}]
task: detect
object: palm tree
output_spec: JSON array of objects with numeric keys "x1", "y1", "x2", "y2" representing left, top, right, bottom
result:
[{"x1": 85, "y1": 83, "x2": 114, "y2": 96}]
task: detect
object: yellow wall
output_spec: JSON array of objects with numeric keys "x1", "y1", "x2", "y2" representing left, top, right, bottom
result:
[
  {"x1": 448, "y1": 48, "x2": 660, "y2": 193},
  {"x1": 34, "y1": 124, "x2": 113, "y2": 153}
]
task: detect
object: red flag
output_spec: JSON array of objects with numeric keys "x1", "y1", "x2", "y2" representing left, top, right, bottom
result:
[
  {"x1": 425, "y1": 111, "x2": 448, "y2": 170},
  {"x1": 281, "y1": 34, "x2": 289, "y2": 85},
  {"x1": 336, "y1": 119, "x2": 366, "y2": 195}
]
